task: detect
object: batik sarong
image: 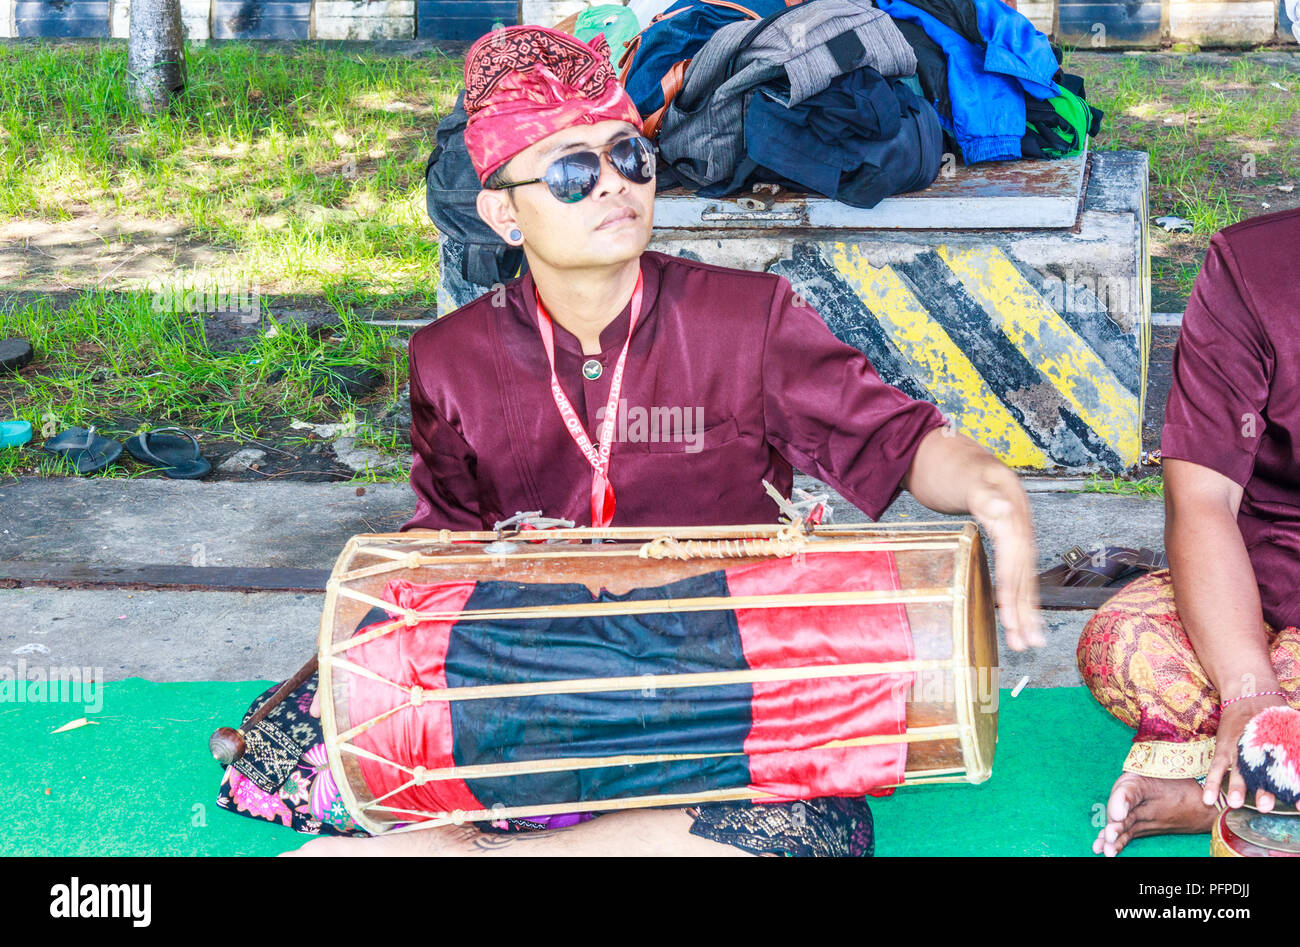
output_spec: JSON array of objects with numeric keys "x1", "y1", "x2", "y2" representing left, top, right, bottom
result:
[{"x1": 1077, "y1": 569, "x2": 1300, "y2": 778}]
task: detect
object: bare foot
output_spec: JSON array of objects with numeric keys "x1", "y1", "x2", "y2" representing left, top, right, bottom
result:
[{"x1": 1093, "y1": 773, "x2": 1217, "y2": 857}]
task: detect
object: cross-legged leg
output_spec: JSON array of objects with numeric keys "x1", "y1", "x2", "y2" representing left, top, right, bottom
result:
[{"x1": 1077, "y1": 569, "x2": 1300, "y2": 855}]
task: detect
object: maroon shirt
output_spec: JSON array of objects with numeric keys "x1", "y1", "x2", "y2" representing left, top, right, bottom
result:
[
  {"x1": 400, "y1": 250, "x2": 946, "y2": 533},
  {"x1": 1161, "y1": 208, "x2": 1300, "y2": 631}
]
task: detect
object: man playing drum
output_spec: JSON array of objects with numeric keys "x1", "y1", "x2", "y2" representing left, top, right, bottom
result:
[
  {"x1": 218, "y1": 24, "x2": 1043, "y2": 856},
  {"x1": 1078, "y1": 208, "x2": 1300, "y2": 856}
]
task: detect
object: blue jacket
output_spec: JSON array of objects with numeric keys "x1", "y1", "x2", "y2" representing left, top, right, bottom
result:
[{"x1": 874, "y1": 0, "x2": 1060, "y2": 162}]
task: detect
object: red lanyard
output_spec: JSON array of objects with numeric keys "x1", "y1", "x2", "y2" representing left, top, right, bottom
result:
[{"x1": 533, "y1": 267, "x2": 644, "y2": 528}]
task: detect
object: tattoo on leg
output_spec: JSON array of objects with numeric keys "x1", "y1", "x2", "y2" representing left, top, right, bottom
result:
[
  {"x1": 471, "y1": 827, "x2": 571, "y2": 852},
  {"x1": 445, "y1": 825, "x2": 481, "y2": 846}
]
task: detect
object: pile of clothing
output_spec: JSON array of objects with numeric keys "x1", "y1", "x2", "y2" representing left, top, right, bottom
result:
[
  {"x1": 621, "y1": 0, "x2": 941, "y2": 206},
  {"x1": 617, "y1": 0, "x2": 1103, "y2": 193},
  {"x1": 871, "y1": 0, "x2": 1103, "y2": 161},
  {"x1": 424, "y1": 0, "x2": 1105, "y2": 287}
]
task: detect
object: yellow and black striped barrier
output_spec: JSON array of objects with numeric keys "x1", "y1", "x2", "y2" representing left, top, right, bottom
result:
[
  {"x1": 770, "y1": 242, "x2": 1146, "y2": 471},
  {"x1": 650, "y1": 150, "x2": 1152, "y2": 472}
]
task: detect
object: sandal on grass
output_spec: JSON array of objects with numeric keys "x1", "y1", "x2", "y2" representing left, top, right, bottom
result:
[
  {"x1": 42, "y1": 425, "x2": 124, "y2": 475},
  {"x1": 0, "y1": 339, "x2": 33, "y2": 373},
  {"x1": 124, "y1": 426, "x2": 212, "y2": 479}
]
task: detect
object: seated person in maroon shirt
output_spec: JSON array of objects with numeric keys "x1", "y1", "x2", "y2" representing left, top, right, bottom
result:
[
  {"x1": 1078, "y1": 208, "x2": 1300, "y2": 856},
  {"x1": 286, "y1": 25, "x2": 1044, "y2": 857}
]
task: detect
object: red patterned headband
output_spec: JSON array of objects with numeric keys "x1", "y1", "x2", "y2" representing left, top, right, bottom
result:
[{"x1": 463, "y1": 25, "x2": 643, "y2": 186}]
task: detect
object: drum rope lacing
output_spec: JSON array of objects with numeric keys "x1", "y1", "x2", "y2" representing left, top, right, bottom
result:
[{"x1": 638, "y1": 521, "x2": 809, "y2": 560}]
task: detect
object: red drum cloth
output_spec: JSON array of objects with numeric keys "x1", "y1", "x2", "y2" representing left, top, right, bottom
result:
[{"x1": 342, "y1": 550, "x2": 914, "y2": 820}]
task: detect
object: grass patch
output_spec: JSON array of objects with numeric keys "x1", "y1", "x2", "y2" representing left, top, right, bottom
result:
[
  {"x1": 1060, "y1": 51, "x2": 1300, "y2": 307},
  {"x1": 0, "y1": 40, "x2": 462, "y2": 303},
  {"x1": 0, "y1": 39, "x2": 458, "y2": 478},
  {"x1": 0, "y1": 288, "x2": 410, "y2": 482},
  {"x1": 1078, "y1": 473, "x2": 1165, "y2": 499}
]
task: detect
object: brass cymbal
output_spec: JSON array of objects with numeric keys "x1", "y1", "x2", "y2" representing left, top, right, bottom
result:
[{"x1": 1226, "y1": 807, "x2": 1300, "y2": 854}]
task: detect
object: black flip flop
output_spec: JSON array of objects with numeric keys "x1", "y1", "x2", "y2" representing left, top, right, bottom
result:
[
  {"x1": 1039, "y1": 545, "x2": 1168, "y2": 589},
  {"x1": 124, "y1": 426, "x2": 212, "y2": 480},
  {"x1": 42, "y1": 425, "x2": 124, "y2": 475},
  {"x1": 0, "y1": 339, "x2": 33, "y2": 373}
]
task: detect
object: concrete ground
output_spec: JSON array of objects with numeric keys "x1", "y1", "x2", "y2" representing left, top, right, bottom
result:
[{"x1": 0, "y1": 473, "x2": 1165, "y2": 687}]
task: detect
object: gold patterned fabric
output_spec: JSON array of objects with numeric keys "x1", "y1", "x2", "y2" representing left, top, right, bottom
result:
[{"x1": 1076, "y1": 570, "x2": 1300, "y2": 778}]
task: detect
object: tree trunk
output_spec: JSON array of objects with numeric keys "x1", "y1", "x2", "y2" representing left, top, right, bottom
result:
[{"x1": 128, "y1": 0, "x2": 187, "y2": 112}]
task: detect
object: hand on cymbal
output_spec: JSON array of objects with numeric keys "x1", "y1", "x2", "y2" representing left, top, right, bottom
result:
[{"x1": 1204, "y1": 693, "x2": 1289, "y2": 811}]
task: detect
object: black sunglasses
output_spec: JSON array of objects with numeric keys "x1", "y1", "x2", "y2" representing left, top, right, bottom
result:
[{"x1": 495, "y1": 135, "x2": 656, "y2": 203}]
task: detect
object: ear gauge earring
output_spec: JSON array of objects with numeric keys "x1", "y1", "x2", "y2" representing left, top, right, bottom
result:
[{"x1": 509, "y1": 229, "x2": 522, "y2": 243}]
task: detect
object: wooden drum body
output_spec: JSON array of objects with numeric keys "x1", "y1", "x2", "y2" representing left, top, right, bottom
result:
[{"x1": 318, "y1": 522, "x2": 998, "y2": 834}]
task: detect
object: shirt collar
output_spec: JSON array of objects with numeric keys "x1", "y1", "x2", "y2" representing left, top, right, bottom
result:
[{"x1": 519, "y1": 252, "x2": 662, "y2": 358}]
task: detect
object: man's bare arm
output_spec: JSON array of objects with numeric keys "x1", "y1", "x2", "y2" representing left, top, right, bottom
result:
[
  {"x1": 1163, "y1": 458, "x2": 1284, "y2": 809},
  {"x1": 902, "y1": 427, "x2": 1044, "y2": 652}
]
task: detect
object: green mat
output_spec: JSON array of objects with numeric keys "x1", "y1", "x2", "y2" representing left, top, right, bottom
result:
[{"x1": 2, "y1": 680, "x2": 1209, "y2": 856}]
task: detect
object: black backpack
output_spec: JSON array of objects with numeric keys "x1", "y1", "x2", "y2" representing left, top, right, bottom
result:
[{"x1": 425, "y1": 90, "x2": 528, "y2": 289}]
